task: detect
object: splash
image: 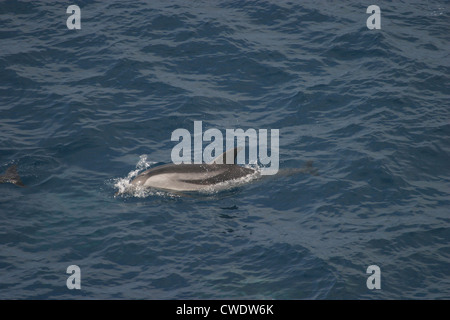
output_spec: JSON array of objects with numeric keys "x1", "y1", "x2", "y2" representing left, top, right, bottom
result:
[{"x1": 113, "y1": 155, "x2": 168, "y2": 198}]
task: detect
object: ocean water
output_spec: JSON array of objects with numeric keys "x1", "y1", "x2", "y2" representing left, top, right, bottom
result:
[{"x1": 0, "y1": 0, "x2": 449, "y2": 299}]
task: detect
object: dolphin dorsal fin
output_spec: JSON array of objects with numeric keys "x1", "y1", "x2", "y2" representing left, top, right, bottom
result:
[
  {"x1": 4, "y1": 165, "x2": 25, "y2": 187},
  {"x1": 209, "y1": 147, "x2": 242, "y2": 164}
]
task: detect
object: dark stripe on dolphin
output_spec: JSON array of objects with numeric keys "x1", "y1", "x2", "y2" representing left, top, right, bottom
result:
[
  {"x1": 179, "y1": 164, "x2": 255, "y2": 185},
  {"x1": 121, "y1": 148, "x2": 256, "y2": 193}
]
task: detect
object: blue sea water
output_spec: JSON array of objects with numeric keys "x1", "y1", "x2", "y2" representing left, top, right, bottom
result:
[{"x1": 0, "y1": 0, "x2": 449, "y2": 299}]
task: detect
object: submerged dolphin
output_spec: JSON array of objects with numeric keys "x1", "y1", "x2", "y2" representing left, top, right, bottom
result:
[
  {"x1": 117, "y1": 148, "x2": 256, "y2": 195},
  {"x1": 0, "y1": 165, "x2": 25, "y2": 187}
]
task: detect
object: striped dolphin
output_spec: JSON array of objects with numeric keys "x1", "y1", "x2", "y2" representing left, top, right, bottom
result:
[{"x1": 117, "y1": 148, "x2": 255, "y2": 195}]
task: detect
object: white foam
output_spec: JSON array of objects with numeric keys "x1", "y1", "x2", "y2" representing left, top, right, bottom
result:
[{"x1": 113, "y1": 155, "x2": 163, "y2": 198}]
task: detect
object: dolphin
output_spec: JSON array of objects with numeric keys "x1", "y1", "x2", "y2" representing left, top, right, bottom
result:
[
  {"x1": 115, "y1": 148, "x2": 319, "y2": 196},
  {"x1": 0, "y1": 165, "x2": 25, "y2": 187},
  {"x1": 117, "y1": 148, "x2": 256, "y2": 195}
]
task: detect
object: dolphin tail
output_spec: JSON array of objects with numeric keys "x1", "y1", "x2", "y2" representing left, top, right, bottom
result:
[
  {"x1": 275, "y1": 160, "x2": 319, "y2": 177},
  {"x1": 5, "y1": 165, "x2": 25, "y2": 187},
  {"x1": 303, "y1": 160, "x2": 319, "y2": 176}
]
